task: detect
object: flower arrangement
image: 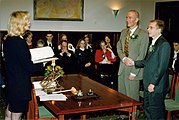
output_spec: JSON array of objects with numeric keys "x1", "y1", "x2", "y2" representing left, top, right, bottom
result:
[
  {"x1": 130, "y1": 34, "x2": 138, "y2": 39},
  {"x1": 44, "y1": 65, "x2": 64, "y2": 77},
  {"x1": 40, "y1": 60, "x2": 65, "y2": 91}
]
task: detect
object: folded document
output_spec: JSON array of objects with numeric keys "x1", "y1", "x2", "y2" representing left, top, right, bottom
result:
[{"x1": 30, "y1": 46, "x2": 58, "y2": 64}]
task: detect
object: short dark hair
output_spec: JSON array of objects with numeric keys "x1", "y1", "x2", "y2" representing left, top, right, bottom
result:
[
  {"x1": 173, "y1": 39, "x2": 179, "y2": 44},
  {"x1": 47, "y1": 31, "x2": 53, "y2": 35}
]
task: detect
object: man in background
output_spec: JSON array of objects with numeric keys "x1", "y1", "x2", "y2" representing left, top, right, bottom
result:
[
  {"x1": 45, "y1": 31, "x2": 58, "y2": 55},
  {"x1": 169, "y1": 40, "x2": 179, "y2": 72}
]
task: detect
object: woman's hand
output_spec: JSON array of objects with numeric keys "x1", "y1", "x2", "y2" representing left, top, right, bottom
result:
[{"x1": 85, "y1": 62, "x2": 91, "y2": 67}]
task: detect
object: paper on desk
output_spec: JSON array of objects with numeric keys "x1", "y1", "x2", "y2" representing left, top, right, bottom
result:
[
  {"x1": 35, "y1": 89, "x2": 47, "y2": 96},
  {"x1": 33, "y1": 81, "x2": 43, "y2": 90},
  {"x1": 30, "y1": 46, "x2": 58, "y2": 64},
  {"x1": 39, "y1": 94, "x2": 67, "y2": 101}
]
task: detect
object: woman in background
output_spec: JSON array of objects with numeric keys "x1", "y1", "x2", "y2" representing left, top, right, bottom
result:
[
  {"x1": 56, "y1": 40, "x2": 76, "y2": 74},
  {"x1": 95, "y1": 40, "x2": 116, "y2": 64},
  {"x1": 104, "y1": 35, "x2": 112, "y2": 49},
  {"x1": 3, "y1": 11, "x2": 43, "y2": 120},
  {"x1": 23, "y1": 30, "x2": 34, "y2": 49},
  {"x1": 58, "y1": 34, "x2": 75, "y2": 53},
  {"x1": 75, "y1": 39, "x2": 95, "y2": 79}
]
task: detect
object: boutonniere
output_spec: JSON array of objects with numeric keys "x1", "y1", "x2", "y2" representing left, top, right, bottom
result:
[
  {"x1": 130, "y1": 34, "x2": 138, "y2": 39},
  {"x1": 148, "y1": 45, "x2": 155, "y2": 53}
]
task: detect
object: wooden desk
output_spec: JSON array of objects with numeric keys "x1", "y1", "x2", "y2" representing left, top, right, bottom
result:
[{"x1": 32, "y1": 74, "x2": 141, "y2": 120}]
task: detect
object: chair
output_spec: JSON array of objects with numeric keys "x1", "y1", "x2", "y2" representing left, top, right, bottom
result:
[
  {"x1": 95, "y1": 63, "x2": 114, "y2": 88},
  {"x1": 27, "y1": 85, "x2": 58, "y2": 120},
  {"x1": 165, "y1": 72, "x2": 179, "y2": 120},
  {"x1": 167, "y1": 71, "x2": 178, "y2": 99}
]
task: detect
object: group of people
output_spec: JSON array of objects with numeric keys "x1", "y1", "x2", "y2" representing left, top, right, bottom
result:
[
  {"x1": 22, "y1": 29, "x2": 117, "y2": 78},
  {"x1": 0, "y1": 9, "x2": 178, "y2": 120},
  {"x1": 117, "y1": 10, "x2": 178, "y2": 120}
]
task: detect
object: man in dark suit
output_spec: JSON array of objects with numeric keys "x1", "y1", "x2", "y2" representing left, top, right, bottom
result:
[
  {"x1": 44, "y1": 31, "x2": 58, "y2": 55},
  {"x1": 128, "y1": 20, "x2": 171, "y2": 119},
  {"x1": 169, "y1": 40, "x2": 179, "y2": 72}
]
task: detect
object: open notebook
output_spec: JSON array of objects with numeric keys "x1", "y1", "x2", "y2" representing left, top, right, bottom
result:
[{"x1": 30, "y1": 46, "x2": 58, "y2": 64}]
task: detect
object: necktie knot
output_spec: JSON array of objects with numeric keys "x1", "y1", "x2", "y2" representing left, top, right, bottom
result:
[{"x1": 49, "y1": 43, "x2": 52, "y2": 47}]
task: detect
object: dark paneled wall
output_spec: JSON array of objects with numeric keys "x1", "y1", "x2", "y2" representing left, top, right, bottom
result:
[{"x1": 0, "y1": 30, "x2": 121, "y2": 51}]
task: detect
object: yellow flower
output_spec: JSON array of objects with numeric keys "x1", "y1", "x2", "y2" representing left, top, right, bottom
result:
[{"x1": 45, "y1": 65, "x2": 64, "y2": 77}]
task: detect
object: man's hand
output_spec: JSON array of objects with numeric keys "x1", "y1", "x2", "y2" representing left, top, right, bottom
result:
[
  {"x1": 124, "y1": 57, "x2": 134, "y2": 66},
  {"x1": 148, "y1": 84, "x2": 155, "y2": 92},
  {"x1": 128, "y1": 74, "x2": 136, "y2": 80}
]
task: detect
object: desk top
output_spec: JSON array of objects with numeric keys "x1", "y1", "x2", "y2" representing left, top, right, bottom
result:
[{"x1": 31, "y1": 74, "x2": 141, "y2": 116}]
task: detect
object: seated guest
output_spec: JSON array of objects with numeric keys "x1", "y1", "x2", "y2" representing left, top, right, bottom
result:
[
  {"x1": 95, "y1": 40, "x2": 117, "y2": 88},
  {"x1": 84, "y1": 35, "x2": 95, "y2": 56},
  {"x1": 23, "y1": 30, "x2": 35, "y2": 49},
  {"x1": 169, "y1": 40, "x2": 179, "y2": 72},
  {"x1": 36, "y1": 39, "x2": 45, "y2": 48},
  {"x1": 44, "y1": 31, "x2": 58, "y2": 54},
  {"x1": 95, "y1": 40, "x2": 116, "y2": 64},
  {"x1": 75, "y1": 39, "x2": 95, "y2": 78},
  {"x1": 56, "y1": 40, "x2": 76, "y2": 74},
  {"x1": 58, "y1": 34, "x2": 75, "y2": 53},
  {"x1": 104, "y1": 35, "x2": 112, "y2": 49}
]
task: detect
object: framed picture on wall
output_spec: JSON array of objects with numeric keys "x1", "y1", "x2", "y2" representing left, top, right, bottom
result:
[{"x1": 34, "y1": 0, "x2": 84, "y2": 21}]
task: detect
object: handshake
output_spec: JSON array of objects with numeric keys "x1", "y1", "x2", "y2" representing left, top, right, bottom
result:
[{"x1": 124, "y1": 57, "x2": 134, "y2": 66}]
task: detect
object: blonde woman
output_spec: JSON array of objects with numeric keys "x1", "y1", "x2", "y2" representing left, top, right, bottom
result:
[
  {"x1": 75, "y1": 39, "x2": 95, "y2": 78},
  {"x1": 3, "y1": 11, "x2": 43, "y2": 120}
]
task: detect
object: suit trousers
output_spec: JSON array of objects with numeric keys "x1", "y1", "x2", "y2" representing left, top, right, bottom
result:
[
  {"x1": 144, "y1": 89, "x2": 166, "y2": 120},
  {"x1": 118, "y1": 72, "x2": 140, "y2": 101}
]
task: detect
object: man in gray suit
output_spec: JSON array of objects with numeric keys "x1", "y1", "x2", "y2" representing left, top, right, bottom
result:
[
  {"x1": 129, "y1": 20, "x2": 171, "y2": 119},
  {"x1": 117, "y1": 10, "x2": 149, "y2": 101}
]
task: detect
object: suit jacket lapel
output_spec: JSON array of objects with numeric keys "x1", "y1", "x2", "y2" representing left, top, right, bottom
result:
[{"x1": 146, "y1": 36, "x2": 165, "y2": 59}]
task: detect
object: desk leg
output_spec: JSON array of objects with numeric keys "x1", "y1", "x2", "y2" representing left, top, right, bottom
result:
[
  {"x1": 59, "y1": 115, "x2": 64, "y2": 120},
  {"x1": 81, "y1": 114, "x2": 86, "y2": 120},
  {"x1": 132, "y1": 106, "x2": 137, "y2": 120}
]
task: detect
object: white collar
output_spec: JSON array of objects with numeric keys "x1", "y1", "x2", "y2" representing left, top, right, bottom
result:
[
  {"x1": 20, "y1": 36, "x2": 23, "y2": 39},
  {"x1": 152, "y1": 34, "x2": 162, "y2": 45},
  {"x1": 47, "y1": 41, "x2": 52, "y2": 44},
  {"x1": 130, "y1": 26, "x2": 138, "y2": 35},
  {"x1": 174, "y1": 50, "x2": 179, "y2": 54},
  {"x1": 80, "y1": 48, "x2": 85, "y2": 51}
]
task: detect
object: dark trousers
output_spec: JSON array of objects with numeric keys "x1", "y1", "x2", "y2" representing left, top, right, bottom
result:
[{"x1": 144, "y1": 89, "x2": 166, "y2": 120}]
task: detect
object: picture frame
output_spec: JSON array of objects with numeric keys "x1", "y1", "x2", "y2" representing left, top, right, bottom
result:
[{"x1": 34, "y1": 0, "x2": 84, "y2": 21}]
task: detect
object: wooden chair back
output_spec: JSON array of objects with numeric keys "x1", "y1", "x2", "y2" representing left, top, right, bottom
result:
[
  {"x1": 168, "y1": 72, "x2": 178, "y2": 99},
  {"x1": 27, "y1": 86, "x2": 40, "y2": 120},
  {"x1": 166, "y1": 73, "x2": 179, "y2": 120},
  {"x1": 27, "y1": 85, "x2": 58, "y2": 120},
  {"x1": 175, "y1": 73, "x2": 179, "y2": 102}
]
